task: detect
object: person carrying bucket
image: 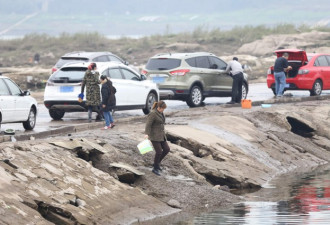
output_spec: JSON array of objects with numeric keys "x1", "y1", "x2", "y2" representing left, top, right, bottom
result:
[{"x1": 145, "y1": 101, "x2": 170, "y2": 176}]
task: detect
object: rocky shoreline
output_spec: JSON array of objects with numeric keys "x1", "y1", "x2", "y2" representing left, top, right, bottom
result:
[{"x1": 0, "y1": 99, "x2": 329, "y2": 224}]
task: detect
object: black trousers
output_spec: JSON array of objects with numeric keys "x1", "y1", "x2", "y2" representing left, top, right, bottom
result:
[
  {"x1": 151, "y1": 141, "x2": 170, "y2": 169},
  {"x1": 231, "y1": 72, "x2": 244, "y2": 103}
]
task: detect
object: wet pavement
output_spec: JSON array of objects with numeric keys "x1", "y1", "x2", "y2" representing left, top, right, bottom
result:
[
  {"x1": 1, "y1": 83, "x2": 330, "y2": 135},
  {"x1": 180, "y1": 164, "x2": 330, "y2": 225}
]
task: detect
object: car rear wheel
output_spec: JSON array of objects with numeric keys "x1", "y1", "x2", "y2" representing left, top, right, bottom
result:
[
  {"x1": 186, "y1": 85, "x2": 203, "y2": 107},
  {"x1": 310, "y1": 79, "x2": 322, "y2": 96},
  {"x1": 142, "y1": 92, "x2": 157, "y2": 115},
  {"x1": 23, "y1": 108, "x2": 36, "y2": 130},
  {"x1": 49, "y1": 109, "x2": 65, "y2": 120}
]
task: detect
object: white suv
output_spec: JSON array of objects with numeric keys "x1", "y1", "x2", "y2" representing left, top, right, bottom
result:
[
  {"x1": 44, "y1": 62, "x2": 159, "y2": 120},
  {"x1": 0, "y1": 75, "x2": 38, "y2": 130}
]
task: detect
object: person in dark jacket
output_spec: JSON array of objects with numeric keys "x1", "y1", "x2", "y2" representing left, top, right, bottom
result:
[
  {"x1": 100, "y1": 75, "x2": 116, "y2": 129},
  {"x1": 274, "y1": 53, "x2": 292, "y2": 97},
  {"x1": 145, "y1": 101, "x2": 170, "y2": 176},
  {"x1": 81, "y1": 63, "x2": 102, "y2": 122}
]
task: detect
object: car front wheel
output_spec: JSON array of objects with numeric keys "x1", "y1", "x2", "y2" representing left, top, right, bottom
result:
[
  {"x1": 49, "y1": 109, "x2": 65, "y2": 120},
  {"x1": 186, "y1": 85, "x2": 203, "y2": 107},
  {"x1": 23, "y1": 107, "x2": 36, "y2": 130},
  {"x1": 142, "y1": 92, "x2": 157, "y2": 115},
  {"x1": 242, "y1": 82, "x2": 248, "y2": 99},
  {"x1": 310, "y1": 79, "x2": 322, "y2": 96}
]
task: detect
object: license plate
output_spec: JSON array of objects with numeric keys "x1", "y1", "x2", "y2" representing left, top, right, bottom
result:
[
  {"x1": 285, "y1": 83, "x2": 290, "y2": 88},
  {"x1": 152, "y1": 77, "x2": 165, "y2": 83},
  {"x1": 60, "y1": 86, "x2": 74, "y2": 92}
]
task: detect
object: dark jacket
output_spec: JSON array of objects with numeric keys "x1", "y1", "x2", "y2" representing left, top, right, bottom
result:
[
  {"x1": 274, "y1": 57, "x2": 289, "y2": 73},
  {"x1": 101, "y1": 80, "x2": 116, "y2": 111},
  {"x1": 145, "y1": 109, "x2": 167, "y2": 142}
]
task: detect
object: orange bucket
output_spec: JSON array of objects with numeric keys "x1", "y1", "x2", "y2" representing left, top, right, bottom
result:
[{"x1": 241, "y1": 99, "x2": 252, "y2": 109}]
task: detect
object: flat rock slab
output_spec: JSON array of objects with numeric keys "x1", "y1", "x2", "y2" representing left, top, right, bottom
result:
[
  {"x1": 110, "y1": 162, "x2": 145, "y2": 176},
  {"x1": 50, "y1": 139, "x2": 82, "y2": 150},
  {"x1": 79, "y1": 138, "x2": 108, "y2": 154},
  {"x1": 50, "y1": 138, "x2": 108, "y2": 154}
]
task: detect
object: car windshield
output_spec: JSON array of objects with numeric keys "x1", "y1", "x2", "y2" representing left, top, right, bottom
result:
[
  {"x1": 50, "y1": 67, "x2": 87, "y2": 83},
  {"x1": 146, "y1": 58, "x2": 181, "y2": 70},
  {"x1": 55, "y1": 57, "x2": 89, "y2": 68}
]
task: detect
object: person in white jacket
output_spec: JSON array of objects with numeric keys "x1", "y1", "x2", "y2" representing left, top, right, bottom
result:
[{"x1": 225, "y1": 57, "x2": 244, "y2": 104}]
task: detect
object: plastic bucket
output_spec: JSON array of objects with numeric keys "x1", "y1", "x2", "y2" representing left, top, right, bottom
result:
[
  {"x1": 241, "y1": 99, "x2": 252, "y2": 109},
  {"x1": 137, "y1": 139, "x2": 154, "y2": 154}
]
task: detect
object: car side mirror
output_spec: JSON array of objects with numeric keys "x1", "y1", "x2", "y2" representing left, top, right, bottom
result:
[
  {"x1": 140, "y1": 75, "x2": 146, "y2": 80},
  {"x1": 23, "y1": 90, "x2": 30, "y2": 96},
  {"x1": 210, "y1": 64, "x2": 218, "y2": 69},
  {"x1": 124, "y1": 61, "x2": 129, "y2": 65}
]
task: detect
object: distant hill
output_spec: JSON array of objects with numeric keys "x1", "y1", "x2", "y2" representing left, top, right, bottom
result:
[{"x1": 0, "y1": 0, "x2": 330, "y2": 36}]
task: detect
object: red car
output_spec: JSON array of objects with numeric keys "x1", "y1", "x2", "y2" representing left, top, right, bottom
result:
[{"x1": 267, "y1": 49, "x2": 330, "y2": 96}]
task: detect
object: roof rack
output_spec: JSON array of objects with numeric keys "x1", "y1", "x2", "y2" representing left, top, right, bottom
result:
[
  {"x1": 61, "y1": 61, "x2": 88, "y2": 67},
  {"x1": 192, "y1": 52, "x2": 215, "y2": 55},
  {"x1": 63, "y1": 51, "x2": 85, "y2": 56},
  {"x1": 155, "y1": 52, "x2": 172, "y2": 57}
]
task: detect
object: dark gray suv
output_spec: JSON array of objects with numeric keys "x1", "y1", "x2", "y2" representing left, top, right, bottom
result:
[
  {"x1": 52, "y1": 51, "x2": 128, "y2": 73},
  {"x1": 142, "y1": 52, "x2": 249, "y2": 107}
]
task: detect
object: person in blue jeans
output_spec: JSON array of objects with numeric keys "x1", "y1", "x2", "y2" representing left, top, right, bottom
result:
[
  {"x1": 274, "y1": 53, "x2": 292, "y2": 97},
  {"x1": 100, "y1": 75, "x2": 116, "y2": 130}
]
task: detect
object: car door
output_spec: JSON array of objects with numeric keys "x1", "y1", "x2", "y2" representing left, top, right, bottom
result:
[
  {"x1": 0, "y1": 79, "x2": 16, "y2": 123},
  {"x1": 316, "y1": 55, "x2": 330, "y2": 89},
  {"x1": 4, "y1": 78, "x2": 30, "y2": 121},
  {"x1": 209, "y1": 56, "x2": 233, "y2": 93},
  {"x1": 193, "y1": 56, "x2": 216, "y2": 93},
  {"x1": 102, "y1": 67, "x2": 126, "y2": 107},
  {"x1": 120, "y1": 68, "x2": 147, "y2": 105},
  {"x1": 325, "y1": 56, "x2": 330, "y2": 89}
]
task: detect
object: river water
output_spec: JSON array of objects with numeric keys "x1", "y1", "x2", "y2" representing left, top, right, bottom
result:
[{"x1": 178, "y1": 164, "x2": 330, "y2": 225}]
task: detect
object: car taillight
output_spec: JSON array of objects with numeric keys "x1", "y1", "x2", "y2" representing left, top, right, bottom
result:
[
  {"x1": 298, "y1": 69, "x2": 309, "y2": 75},
  {"x1": 170, "y1": 69, "x2": 190, "y2": 76},
  {"x1": 141, "y1": 70, "x2": 148, "y2": 75},
  {"x1": 51, "y1": 67, "x2": 57, "y2": 73}
]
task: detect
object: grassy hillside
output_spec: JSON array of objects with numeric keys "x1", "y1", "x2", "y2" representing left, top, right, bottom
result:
[{"x1": 1, "y1": 24, "x2": 330, "y2": 68}]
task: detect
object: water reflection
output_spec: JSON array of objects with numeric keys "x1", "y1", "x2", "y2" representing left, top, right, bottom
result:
[{"x1": 180, "y1": 165, "x2": 330, "y2": 225}]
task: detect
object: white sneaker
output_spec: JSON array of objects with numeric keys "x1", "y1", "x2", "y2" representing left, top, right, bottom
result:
[{"x1": 101, "y1": 126, "x2": 108, "y2": 130}]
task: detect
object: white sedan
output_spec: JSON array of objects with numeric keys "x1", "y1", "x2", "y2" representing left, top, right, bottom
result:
[
  {"x1": 44, "y1": 62, "x2": 159, "y2": 120},
  {"x1": 0, "y1": 75, "x2": 38, "y2": 130}
]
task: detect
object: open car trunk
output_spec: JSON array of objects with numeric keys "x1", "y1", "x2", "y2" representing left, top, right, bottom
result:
[
  {"x1": 275, "y1": 49, "x2": 308, "y2": 78},
  {"x1": 287, "y1": 61, "x2": 303, "y2": 78}
]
